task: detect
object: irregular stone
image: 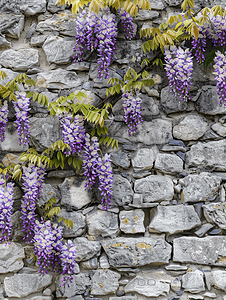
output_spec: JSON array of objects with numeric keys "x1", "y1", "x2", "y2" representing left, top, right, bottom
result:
[
  {"x1": 173, "y1": 236, "x2": 226, "y2": 265},
  {"x1": 179, "y1": 172, "x2": 221, "y2": 203},
  {"x1": 73, "y1": 237, "x2": 101, "y2": 262},
  {"x1": 19, "y1": 0, "x2": 46, "y2": 15},
  {"x1": 0, "y1": 13, "x2": 24, "y2": 39},
  {"x1": 204, "y1": 292, "x2": 217, "y2": 298},
  {"x1": 124, "y1": 274, "x2": 170, "y2": 297},
  {"x1": 56, "y1": 273, "x2": 91, "y2": 298},
  {"x1": 112, "y1": 175, "x2": 133, "y2": 206},
  {"x1": 182, "y1": 270, "x2": 205, "y2": 293},
  {"x1": 134, "y1": 175, "x2": 174, "y2": 203},
  {"x1": 11, "y1": 211, "x2": 24, "y2": 241},
  {"x1": 59, "y1": 177, "x2": 92, "y2": 210},
  {"x1": 165, "y1": 264, "x2": 188, "y2": 271},
  {"x1": 81, "y1": 257, "x2": 98, "y2": 269},
  {"x1": 43, "y1": 36, "x2": 75, "y2": 64},
  {"x1": 135, "y1": 10, "x2": 159, "y2": 20},
  {"x1": 39, "y1": 183, "x2": 59, "y2": 206},
  {"x1": 58, "y1": 209, "x2": 86, "y2": 238},
  {"x1": 0, "y1": 49, "x2": 39, "y2": 71},
  {"x1": 31, "y1": 297, "x2": 51, "y2": 300},
  {"x1": 99, "y1": 255, "x2": 110, "y2": 269},
  {"x1": 160, "y1": 86, "x2": 187, "y2": 113},
  {"x1": 86, "y1": 209, "x2": 119, "y2": 237},
  {"x1": 0, "y1": 34, "x2": 11, "y2": 47},
  {"x1": 91, "y1": 269, "x2": 121, "y2": 295},
  {"x1": 110, "y1": 296, "x2": 136, "y2": 300},
  {"x1": 203, "y1": 202, "x2": 226, "y2": 229},
  {"x1": 36, "y1": 69, "x2": 83, "y2": 89},
  {"x1": 110, "y1": 119, "x2": 172, "y2": 145},
  {"x1": 36, "y1": 11, "x2": 77, "y2": 36},
  {"x1": 195, "y1": 223, "x2": 214, "y2": 237},
  {"x1": 161, "y1": 144, "x2": 186, "y2": 152},
  {"x1": 30, "y1": 35, "x2": 48, "y2": 47},
  {"x1": 102, "y1": 237, "x2": 172, "y2": 267},
  {"x1": 211, "y1": 270, "x2": 226, "y2": 291},
  {"x1": 47, "y1": 170, "x2": 75, "y2": 178},
  {"x1": 47, "y1": 0, "x2": 65, "y2": 12},
  {"x1": 2, "y1": 153, "x2": 20, "y2": 166},
  {"x1": 149, "y1": 0, "x2": 165, "y2": 9},
  {"x1": 67, "y1": 62, "x2": 90, "y2": 71},
  {"x1": 201, "y1": 129, "x2": 221, "y2": 140},
  {"x1": 173, "y1": 115, "x2": 208, "y2": 141},
  {"x1": 119, "y1": 209, "x2": 145, "y2": 234},
  {"x1": 0, "y1": 242, "x2": 24, "y2": 273},
  {"x1": 212, "y1": 123, "x2": 226, "y2": 137},
  {"x1": 132, "y1": 148, "x2": 157, "y2": 172},
  {"x1": 149, "y1": 205, "x2": 201, "y2": 234},
  {"x1": 154, "y1": 153, "x2": 183, "y2": 174},
  {"x1": 114, "y1": 40, "x2": 147, "y2": 64},
  {"x1": 195, "y1": 86, "x2": 226, "y2": 115},
  {"x1": 110, "y1": 151, "x2": 130, "y2": 169},
  {"x1": 171, "y1": 277, "x2": 181, "y2": 293},
  {"x1": 165, "y1": 0, "x2": 183, "y2": 5},
  {"x1": 4, "y1": 274, "x2": 52, "y2": 298}
]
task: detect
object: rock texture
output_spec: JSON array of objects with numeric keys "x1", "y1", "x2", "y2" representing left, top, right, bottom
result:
[{"x1": 0, "y1": 242, "x2": 24, "y2": 273}]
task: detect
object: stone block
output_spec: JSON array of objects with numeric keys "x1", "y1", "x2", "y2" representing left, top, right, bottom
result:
[
  {"x1": 110, "y1": 151, "x2": 131, "y2": 169},
  {"x1": 73, "y1": 237, "x2": 101, "y2": 262},
  {"x1": 203, "y1": 202, "x2": 226, "y2": 229},
  {"x1": 161, "y1": 86, "x2": 187, "y2": 114},
  {"x1": 154, "y1": 153, "x2": 183, "y2": 174},
  {"x1": 0, "y1": 242, "x2": 24, "y2": 273},
  {"x1": 112, "y1": 175, "x2": 133, "y2": 206},
  {"x1": 91, "y1": 269, "x2": 120, "y2": 295},
  {"x1": 0, "y1": 13, "x2": 24, "y2": 39},
  {"x1": 132, "y1": 148, "x2": 156, "y2": 172},
  {"x1": 58, "y1": 209, "x2": 86, "y2": 238},
  {"x1": 182, "y1": 270, "x2": 205, "y2": 293},
  {"x1": 119, "y1": 209, "x2": 145, "y2": 233}
]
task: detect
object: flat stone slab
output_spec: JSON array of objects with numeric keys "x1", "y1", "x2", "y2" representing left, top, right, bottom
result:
[
  {"x1": 154, "y1": 153, "x2": 183, "y2": 174},
  {"x1": 186, "y1": 140, "x2": 226, "y2": 171},
  {"x1": 182, "y1": 270, "x2": 205, "y2": 293},
  {"x1": 203, "y1": 202, "x2": 226, "y2": 229},
  {"x1": 173, "y1": 236, "x2": 226, "y2": 266},
  {"x1": 0, "y1": 242, "x2": 24, "y2": 273},
  {"x1": 73, "y1": 237, "x2": 101, "y2": 262},
  {"x1": 119, "y1": 209, "x2": 145, "y2": 234},
  {"x1": 4, "y1": 274, "x2": 52, "y2": 298},
  {"x1": 101, "y1": 237, "x2": 172, "y2": 267},
  {"x1": 0, "y1": 49, "x2": 39, "y2": 71},
  {"x1": 134, "y1": 175, "x2": 174, "y2": 203},
  {"x1": 112, "y1": 175, "x2": 133, "y2": 206},
  {"x1": 91, "y1": 269, "x2": 121, "y2": 295},
  {"x1": 149, "y1": 205, "x2": 201, "y2": 234},
  {"x1": 132, "y1": 148, "x2": 156, "y2": 172},
  {"x1": 179, "y1": 172, "x2": 221, "y2": 203}
]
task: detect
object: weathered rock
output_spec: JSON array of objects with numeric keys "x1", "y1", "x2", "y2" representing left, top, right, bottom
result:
[
  {"x1": 201, "y1": 129, "x2": 221, "y2": 141},
  {"x1": 102, "y1": 237, "x2": 172, "y2": 267},
  {"x1": 47, "y1": 170, "x2": 75, "y2": 178},
  {"x1": 135, "y1": 10, "x2": 159, "y2": 20},
  {"x1": 58, "y1": 209, "x2": 86, "y2": 238},
  {"x1": 112, "y1": 175, "x2": 133, "y2": 206},
  {"x1": 149, "y1": 205, "x2": 201, "y2": 234},
  {"x1": 110, "y1": 297, "x2": 136, "y2": 300},
  {"x1": 29, "y1": 116, "x2": 61, "y2": 152},
  {"x1": 124, "y1": 275, "x2": 170, "y2": 297},
  {"x1": 39, "y1": 183, "x2": 59, "y2": 206},
  {"x1": 43, "y1": 36, "x2": 75, "y2": 64},
  {"x1": 86, "y1": 209, "x2": 119, "y2": 237},
  {"x1": 81, "y1": 257, "x2": 98, "y2": 269},
  {"x1": 149, "y1": 0, "x2": 166, "y2": 9},
  {"x1": 114, "y1": 40, "x2": 146, "y2": 64},
  {"x1": 212, "y1": 270, "x2": 226, "y2": 291},
  {"x1": 31, "y1": 297, "x2": 51, "y2": 300},
  {"x1": 173, "y1": 115, "x2": 208, "y2": 141},
  {"x1": 179, "y1": 172, "x2": 221, "y2": 203},
  {"x1": 119, "y1": 209, "x2": 145, "y2": 234},
  {"x1": 134, "y1": 175, "x2": 174, "y2": 203},
  {"x1": 195, "y1": 86, "x2": 226, "y2": 115},
  {"x1": 173, "y1": 236, "x2": 226, "y2": 265},
  {"x1": 154, "y1": 153, "x2": 183, "y2": 174},
  {"x1": 4, "y1": 274, "x2": 52, "y2": 298},
  {"x1": 47, "y1": 0, "x2": 65, "y2": 12},
  {"x1": 171, "y1": 277, "x2": 181, "y2": 292},
  {"x1": 11, "y1": 211, "x2": 24, "y2": 241},
  {"x1": 132, "y1": 148, "x2": 157, "y2": 172},
  {"x1": 30, "y1": 35, "x2": 48, "y2": 47},
  {"x1": 211, "y1": 123, "x2": 226, "y2": 137},
  {"x1": 110, "y1": 151, "x2": 131, "y2": 169},
  {"x1": 91, "y1": 269, "x2": 121, "y2": 295},
  {"x1": 0, "y1": 49, "x2": 39, "y2": 71},
  {"x1": 99, "y1": 255, "x2": 110, "y2": 269},
  {"x1": 73, "y1": 237, "x2": 101, "y2": 262},
  {"x1": 59, "y1": 177, "x2": 92, "y2": 209},
  {"x1": 56, "y1": 273, "x2": 91, "y2": 298},
  {"x1": 0, "y1": 34, "x2": 11, "y2": 47},
  {"x1": 195, "y1": 223, "x2": 214, "y2": 237},
  {"x1": 0, "y1": 242, "x2": 24, "y2": 273},
  {"x1": 19, "y1": 0, "x2": 46, "y2": 15},
  {"x1": 203, "y1": 202, "x2": 226, "y2": 229},
  {"x1": 182, "y1": 270, "x2": 205, "y2": 293},
  {"x1": 160, "y1": 86, "x2": 187, "y2": 113},
  {"x1": 67, "y1": 62, "x2": 90, "y2": 71},
  {"x1": 0, "y1": 13, "x2": 24, "y2": 39},
  {"x1": 165, "y1": 0, "x2": 183, "y2": 6}
]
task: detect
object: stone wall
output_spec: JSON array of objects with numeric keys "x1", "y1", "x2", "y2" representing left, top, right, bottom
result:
[{"x1": 1, "y1": 0, "x2": 226, "y2": 300}]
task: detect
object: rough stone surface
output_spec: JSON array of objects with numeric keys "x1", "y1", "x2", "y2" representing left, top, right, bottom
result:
[
  {"x1": 211, "y1": 123, "x2": 226, "y2": 137},
  {"x1": 132, "y1": 148, "x2": 156, "y2": 172},
  {"x1": 59, "y1": 177, "x2": 92, "y2": 209},
  {"x1": 0, "y1": 242, "x2": 24, "y2": 273},
  {"x1": 182, "y1": 270, "x2": 205, "y2": 293},
  {"x1": 47, "y1": 0, "x2": 65, "y2": 12},
  {"x1": 154, "y1": 153, "x2": 183, "y2": 174},
  {"x1": 149, "y1": 205, "x2": 201, "y2": 234},
  {"x1": 39, "y1": 183, "x2": 59, "y2": 206},
  {"x1": 134, "y1": 175, "x2": 174, "y2": 203},
  {"x1": 135, "y1": 10, "x2": 159, "y2": 20},
  {"x1": 91, "y1": 269, "x2": 121, "y2": 295},
  {"x1": 173, "y1": 236, "x2": 226, "y2": 266},
  {"x1": 102, "y1": 237, "x2": 172, "y2": 267},
  {"x1": 110, "y1": 151, "x2": 131, "y2": 169},
  {"x1": 19, "y1": 0, "x2": 46, "y2": 15},
  {"x1": 73, "y1": 237, "x2": 101, "y2": 262},
  {"x1": 0, "y1": 13, "x2": 24, "y2": 39},
  {"x1": 161, "y1": 86, "x2": 187, "y2": 113},
  {"x1": 119, "y1": 209, "x2": 145, "y2": 233},
  {"x1": 165, "y1": 0, "x2": 183, "y2": 5},
  {"x1": 0, "y1": 49, "x2": 39, "y2": 71},
  {"x1": 212, "y1": 270, "x2": 226, "y2": 291},
  {"x1": 203, "y1": 202, "x2": 226, "y2": 229},
  {"x1": 173, "y1": 115, "x2": 208, "y2": 141},
  {"x1": 112, "y1": 175, "x2": 133, "y2": 206},
  {"x1": 179, "y1": 172, "x2": 221, "y2": 203},
  {"x1": 58, "y1": 209, "x2": 86, "y2": 238},
  {"x1": 4, "y1": 274, "x2": 52, "y2": 298}
]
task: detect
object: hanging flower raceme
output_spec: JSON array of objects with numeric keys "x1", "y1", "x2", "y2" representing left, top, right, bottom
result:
[
  {"x1": 118, "y1": 8, "x2": 135, "y2": 40},
  {"x1": 60, "y1": 114, "x2": 86, "y2": 155},
  {"x1": 60, "y1": 240, "x2": 77, "y2": 286},
  {"x1": 73, "y1": 10, "x2": 88, "y2": 62},
  {"x1": 13, "y1": 94, "x2": 31, "y2": 146},
  {"x1": 191, "y1": 31, "x2": 207, "y2": 63},
  {"x1": 0, "y1": 179, "x2": 14, "y2": 243},
  {"x1": 164, "y1": 46, "x2": 193, "y2": 101},
  {"x1": 122, "y1": 92, "x2": 143, "y2": 135},
  {"x1": 213, "y1": 50, "x2": 226, "y2": 105},
  {"x1": 0, "y1": 101, "x2": 8, "y2": 142},
  {"x1": 21, "y1": 166, "x2": 45, "y2": 243}
]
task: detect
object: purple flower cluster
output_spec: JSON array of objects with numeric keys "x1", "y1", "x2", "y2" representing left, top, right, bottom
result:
[
  {"x1": 0, "y1": 179, "x2": 14, "y2": 242},
  {"x1": 0, "y1": 101, "x2": 8, "y2": 142},
  {"x1": 60, "y1": 240, "x2": 77, "y2": 286},
  {"x1": 13, "y1": 94, "x2": 31, "y2": 146},
  {"x1": 60, "y1": 115, "x2": 86, "y2": 155},
  {"x1": 164, "y1": 46, "x2": 193, "y2": 101},
  {"x1": 213, "y1": 50, "x2": 226, "y2": 105},
  {"x1": 118, "y1": 8, "x2": 135, "y2": 40},
  {"x1": 21, "y1": 166, "x2": 45, "y2": 243},
  {"x1": 122, "y1": 92, "x2": 143, "y2": 135}
]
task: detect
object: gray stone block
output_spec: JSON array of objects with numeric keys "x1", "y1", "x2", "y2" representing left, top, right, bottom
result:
[
  {"x1": 73, "y1": 237, "x2": 101, "y2": 262},
  {"x1": 161, "y1": 86, "x2": 187, "y2": 114},
  {"x1": 0, "y1": 242, "x2": 24, "y2": 273},
  {"x1": 119, "y1": 209, "x2": 145, "y2": 234},
  {"x1": 203, "y1": 202, "x2": 226, "y2": 229},
  {"x1": 154, "y1": 153, "x2": 183, "y2": 174},
  {"x1": 182, "y1": 270, "x2": 205, "y2": 293},
  {"x1": 112, "y1": 175, "x2": 133, "y2": 206},
  {"x1": 58, "y1": 209, "x2": 86, "y2": 238},
  {"x1": 91, "y1": 269, "x2": 121, "y2": 295}
]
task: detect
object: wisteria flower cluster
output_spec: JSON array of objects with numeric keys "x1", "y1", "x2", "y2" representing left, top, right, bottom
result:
[
  {"x1": 122, "y1": 92, "x2": 143, "y2": 135},
  {"x1": 0, "y1": 179, "x2": 14, "y2": 243},
  {"x1": 13, "y1": 94, "x2": 31, "y2": 146},
  {"x1": 164, "y1": 46, "x2": 193, "y2": 101},
  {"x1": 21, "y1": 166, "x2": 45, "y2": 243},
  {"x1": 118, "y1": 8, "x2": 135, "y2": 40},
  {"x1": 213, "y1": 50, "x2": 226, "y2": 105},
  {"x1": 0, "y1": 101, "x2": 9, "y2": 142}
]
